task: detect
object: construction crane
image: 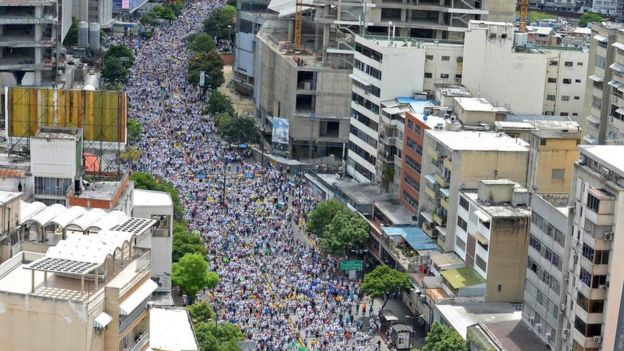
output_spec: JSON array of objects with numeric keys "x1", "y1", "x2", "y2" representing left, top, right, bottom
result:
[
  {"x1": 294, "y1": 0, "x2": 323, "y2": 49},
  {"x1": 519, "y1": 0, "x2": 529, "y2": 33}
]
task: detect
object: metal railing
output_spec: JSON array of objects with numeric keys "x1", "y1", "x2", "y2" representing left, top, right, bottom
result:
[{"x1": 125, "y1": 331, "x2": 149, "y2": 351}]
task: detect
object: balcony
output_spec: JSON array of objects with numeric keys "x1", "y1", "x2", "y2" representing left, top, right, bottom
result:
[
  {"x1": 422, "y1": 224, "x2": 433, "y2": 237},
  {"x1": 425, "y1": 186, "x2": 437, "y2": 200},
  {"x1": 433, "y1": 212, "x2": 446, "y2": 226},
  {"x1": 443, "y1": 157, "x2": 452, "y2": 171},
  {"x1": 427, "y1": 148, "x2": 438, "y2": 161},
  {"x1": 124, "y1": 331, "x2": 149, "y2": 351},
  {"x1": 435, "y1": 173, "x2": 449, "y2": 187},
  {"x1": 585, "y1": 208, "x2": 613, "y2": 226},
  {"x1": 440, "y1": 197, "x2": 449, "y2": 210}
]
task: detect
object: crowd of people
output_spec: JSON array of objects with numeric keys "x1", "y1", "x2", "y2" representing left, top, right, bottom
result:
[{"x1": 123, "y1": 0, "x2": 386, "y2": 350}]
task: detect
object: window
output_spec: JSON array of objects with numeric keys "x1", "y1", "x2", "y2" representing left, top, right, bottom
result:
[
  {"x1": 561, "y1": 95, "x2": 570, "y2": 101},
  {"x1": 351, "y1": 109, "x2": 379, "y2": 131},
  {"x1": 352, "y1": 92, "x2": 380, "y2": 114},
  {"x1": 459, "y1": 196, "x2": 469, "y2": 211},
  {"x1": 403, "y1": 191, "x2": 418, "y2": 209},
  {"x1": 355, "y1": 43, "x2": 383, "y2": 62},
  {"x1": 34, "y1": 177, "x2": 73, "y2": 196},
  {"x1": 405, "y1": 156, "x2": 421, "y2": 173},
  {"x1": 549, "y1": 60, "x2": 558, "y2": 66},
  {"x1": 348, "y1": 141, "x2": 376, "y2": 165},
  {"x1": 587, "y1": 193, "x2": 600, "y2": 212},
  {"x1": 560, "y1": 112, "x2": 569, "y2": 116},
  {"x1": 547, "y1": 95, "x2": 556, "y2": 101},
  {"x1": 424, "y1": 72, "x2": 432, "y2": 79},
  {"x1": 414, "y1": 125, "x2": 422, "y2": 136},
  {"x1": 457, "y1": 216, "x2": 467, "y2": 231},
  {"x1": 552, "y1": 169, "x2": 565, "y2": 180},
  {"x1": 440, "y1": 73, "x2": 449, "y2": 79},
  {"x1": 406, "y1": 137, "x2": 422, "y2": 155},
  {"x1": 455, "y1": 74, "x2": 462, "y2": 80},
  {"x1": 529, "y1": 235, "x2": 541, "y2": 252},
  {"x1": 425, "y1": 55, "x2": 433, "y2": 60},
  {"x1": 350, "y1": 125, "x2": 377, "y2": 148},
  {"x1": 152, "y1": 215, "x2": 171, "y2": 237},
  {"x1": 475, "y1": 255, "x2": 487, "y2": 272},
  {"x1": 564, "y1": 61, "x2": 573, "y2": 66},
  {"x1": 403, "y1": 174, "x2": 420, "y2": 191},
  {"x1": 596, "y1": 55, "x2": 606, "y2": 69},
  {"x1": 575, "y1": 79, "x2": 582, "y2": 83},
  {"x1": 441, "y1": 56, "x2": 450, "y2": 61},
  {"x1": 574, "y1": 96, "x2": 580, "y2": 100},
  {"x1": 577, "y1": 293, "x2": 604, "y2": 313},
  {"x1": 547, "y1": 78, "x2": 557, "y2": 83},
  {"x1": 577, "y1": 62, "x2": 584, "y2": 66},
  {"x1": 563, "y1": 79, "x2": 572, "y2": 84},
  {"x1": 455, "y1": 236, "x2": 466, "y2": 251},
  {"x1": 574, "y1": 317, "x2": 602, "y2": 337}
]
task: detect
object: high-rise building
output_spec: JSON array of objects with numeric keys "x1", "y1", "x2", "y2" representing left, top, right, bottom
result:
[
  {"x1": 0, "y1": 0, "x2": 72, "y2": 87},
  {"x1": 583, "y1": 22, "x2": 624, "y2": 145},
  {"x1": 561, "y1": 145, "x2": 624, "y2": 351}
]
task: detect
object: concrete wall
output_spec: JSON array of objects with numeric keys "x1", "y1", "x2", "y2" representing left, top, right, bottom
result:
[
  {"x1": 132, "y1": 204, "x2": 173, "y2": 291},
  {"x1": 486, "y1": 216, "x2": 530, "y2": 302},
  {"x1": 527, "y1": 135, "x2": 580, "y2": 193},
  {"x1": 485, "y1": 0, "x2": 517, "y2": 23},
  {"x1": 463, "y1": 24, "x2": 547, "y2": 115},
  {"x1": 0, "y1": 293, "x2": 105, "y2": 350}
]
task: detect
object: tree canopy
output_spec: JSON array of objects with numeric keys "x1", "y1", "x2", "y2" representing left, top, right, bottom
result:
[
  {"x1": 422, "y1": 322, "x2": 467, "y2": 351},
  {"x1": 172, "y1": 253, "x2": 220, "y2": 297},
  {"x1": 579, "y1": 12, "x2": 603, "y2": 27},
  {"x1": 319, "y1": 210, "x2": 369, "y2": 254},
  {"x1": 187, "y1": 51, "x2": 224, "y2": 88},
  {"x1": 189, "y1": 33, "x2": 217, "y2": 54},
  {"x1": 307, "y1": 199, "x2": 348, "y2": 236},
  {"x1": 194, "y1": 321, "x2": 244, "y2": 351},
  {"x1": 63, "y1": 17, "x2": 79, "y2": 46},
  {"x1": 360, "y1": 265, "x2": 411, "y2": 308},
  {"x1": 104, "y1": 45, "x2": 135, "y2": 67},
  {"x1": 205, "y1": 91, "x2": 235, "y2": 116},
  {"x1": 101, "y1": 57, "x2": 129, "y2": 85},
  {"x1": 214, "y1": 112, "x2": 260, "y2": 144},
  {"x1": 127, "y1": 119, "x2": 142, "y2": 145},
  {"x1": 188, "y1": 301, "x2": 216, "y2": 325},
  {"x1": 173, "y1": 221, "x2": 207, "y2": 262},
  {"x1": 203, "y1": 6, "x2": 236, "y2": 41}
]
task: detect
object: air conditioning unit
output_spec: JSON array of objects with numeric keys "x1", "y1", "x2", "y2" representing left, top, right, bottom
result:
[
  {"x1": 593, "y1": 336, "x2": 602, "y2": 344},
  {"x1": 604, "y1": 232, "x2": 614, "y2": 240}
]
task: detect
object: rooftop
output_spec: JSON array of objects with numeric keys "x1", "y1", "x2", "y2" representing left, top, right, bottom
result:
[
  {"x1": 538, "y1": 193, "x2": 570, "y2": 215},
  {"x1": 441, "y1": 267, "x2": 485, "y2": 290},
  {"x1": 76, "y1": 180, "x2": 124, "y2": 201},
  {"x1": 427, "y1": 131, "x2": 529, "y2": 152},
  {"x1": 435, "y1": 302, "x2": 521, "y2": 339},
  {"x1": 0, "y1": 190, "x2": 21, "y2": 203},
  {"x1": 150, "y1": 308, "x2": 199, "y2": 351},
  {"x1": 374, "y1": 201, "x2": 417, "y2": 225},
  {"x1": 579, "y1": 145, "x2": 624, "y2": 176},
  {"x1": 436, "y1": 84, "x2": 472, "y2": 98},
  {"x1": 133, "y1": 189, "x2": 173, "y2": 207},
  {"x1": 382, "y1": 226, "x2": 439, "y2": 252},
  {"x1": 33, "y1": 127, "x2": 82, "y2": 141},
  {"x1": 454, "y1": 97, "x2": 496, "y2": 112},
  {"x1": 464, "y1": 192, "x2": 532, "y2": 218}
]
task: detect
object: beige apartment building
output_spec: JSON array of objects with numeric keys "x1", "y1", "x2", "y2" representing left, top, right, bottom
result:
[
  {"x1": 417, "y1": 130, "x2": 529, "y2": 252},
  {"x1": 0, "y1": 222, "x2": 157, "y2": 351}
]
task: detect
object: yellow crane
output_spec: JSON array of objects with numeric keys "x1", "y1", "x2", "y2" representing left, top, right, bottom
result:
[
  {"x1": 519, "y1": 0, "x2": 529, "y2": 33},
  {"x1": 294, "y1": 0, "x2": 323, "y2": 49}
]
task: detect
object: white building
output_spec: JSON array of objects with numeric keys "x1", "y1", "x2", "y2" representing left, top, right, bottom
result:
[{"x1": 561, "y1": 145, "x2": 624, "y2": 351}]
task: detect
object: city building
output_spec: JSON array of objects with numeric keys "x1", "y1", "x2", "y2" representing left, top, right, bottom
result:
[
  {"x1": 149, "y1": 308, "x2": 199, "y2": 351},
  {"x1": 561, "y1": 145, "x2": 624, "y2": 351},
  {"x1": 583, "y1": 22, "x2": 624, "y2": 144},
  {"x1": 112, "y1": 0, "x2": 148, "y2": 15},
  {"x1": 453, "y1": 180, "x2": 531, "y2": 303},
  {"x1": 73, "y1": 0, "x2": 114, "y2": 27},
  {"x1": 233, "y1": 0, "x2": 272, "y2": 96},
  {"x1": 417, "y1": 130, "x2": 529, "y2": 252},
  {"x1": 0, "y1": 191, "x2": 23, "y2": 262},
  {"x1": 588, "y1": 0, "x2": 623, "y2": 17},
  {"x1": 522, "y1": 192, "x2": 571, "y2": 350},
  {"x1": 462, "y1": 21, "x2": 589, "y2": 120},
  {"x1": 0, "y1": 229, "x2": 156, "y2": 351},
  {"x1": 0, "y1": 0, "x2": 72, "y2": 87}
]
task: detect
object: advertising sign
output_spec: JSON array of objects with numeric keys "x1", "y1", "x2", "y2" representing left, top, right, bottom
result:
[{"x1": 271, "y1": 117, "x2": 289, "y2": 153}]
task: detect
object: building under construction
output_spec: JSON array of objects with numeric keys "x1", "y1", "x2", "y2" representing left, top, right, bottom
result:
[{"x1": 253, "y1": 0, "x2": 516, "y2": 160}]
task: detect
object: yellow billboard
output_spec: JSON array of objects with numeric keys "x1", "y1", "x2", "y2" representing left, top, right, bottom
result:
[{"x1": 6, "y1": 87, "x2": 127, "y2": 143}]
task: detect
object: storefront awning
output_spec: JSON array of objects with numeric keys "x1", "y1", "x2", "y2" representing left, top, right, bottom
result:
[
  {"x1": 119, "y1": 279, "x2": 158, "y2": 315},
  {"x1": 94, "y1": 312, "x2": 112, "y2": 329}
]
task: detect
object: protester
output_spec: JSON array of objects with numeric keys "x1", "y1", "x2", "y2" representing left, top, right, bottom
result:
[{"x1": 122, "y1": 1, "x2": 379, "y2": 349}]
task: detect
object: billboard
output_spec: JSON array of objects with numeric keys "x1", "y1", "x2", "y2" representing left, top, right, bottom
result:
[
  {"x1": 6, "y1": 87, "x2": 127, "y2": 143},
  {"x1": 271, "y1": 117, "x2": 289, "y2": 153},
  {"x1": 113, "y1": 0, "x2": 148, "y2": 12}
]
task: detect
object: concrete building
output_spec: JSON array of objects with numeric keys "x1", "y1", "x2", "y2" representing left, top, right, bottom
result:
[
  {"x1": 522, "y1": 193, "x2": 571, "y2": 350},
  {"x1": 462, "y1": 21, "x2": 589, "y2": 120},
  {"x1": 453, "y1": 180, "x2": 531, "y2": 303},
  {"x1": 0, "y1": 191, "x2": 23, "y2": 262},
  {"x1": 561, "y1": 145, "x2": 624, "y2": 351},
  {"x1": 73, "y1": 0, "x2": 114, "y2": 27},
  {"x1": 0, "y1": 0, "x2": 72, "y2": 87},
  {"x1": 589, "y1": 0, "x2": 623, "y2": 17},
  {"x1": 0, "y1": 228, "x2": 157, "y2": 351},
  {"x1": 417, "y1": 130, "x2": 529, "y2": 252},
  {"x1": 583, "y1": 22, "x2": 624, "y2": 145},
  {"x1": 233, "y1": 0, "x2": 272, "y2": 96}
]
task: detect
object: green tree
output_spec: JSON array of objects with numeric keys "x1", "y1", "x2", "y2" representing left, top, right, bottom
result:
[
  {"x1": 203, "y1": 6, "x2": 236, "y2": 41},
  {"x1": 422, "y1": 322, "x2": 467, "y2": 351},
  {"x1": 152, "y1": 4, "x2": 176, "y2": 21},
  {"x1": 127, "y1": 119, "x2": 142, "y2": 144},
  {"x1": 194, "y1": 322, "x2": 244, "y2": 351},
  {"x1": 188, "y1": 51, "x2": 224, "y2": 88},
  {"x1": 579, "y1": 12, "x2": 603, "y2": 27},
  {"x1": 172, "y1": 253, "x2": 220, "y2": 297},
  {"x1": 307, "y1": 199, "x2": 348, "y2": 236},
  {"x1": 189, "y1": 33, "x2": 217, "y2": 54},
  {"x1": 214, "y1": 113, "x2": 260, "y2": 144},
  {"x1": 104, "y1": 44, "x2": 135, "y2": 67},
  {"x1": 101, "y1": 57, "x2": 129, "y2": 85},
  {"x1": 64, "y1": 17, "x2": 79, "y2": 46},
  {"x1": 173, "y1": 227, "x2": 207, "y2": 262},
  {"x1": 206, "y1": 91, "x2": 235, "y2": 115},
  {"x1": 360, "y1": 265, "x2": 411, "y2": 308},
  {"x1": 141, "y1": 11, "x2": 157, "y2": 26},
  {"x1": 188, "y1": 301, "x2": 216, "y2": 325},
  {"x1": 319, "y1": 210, "x2": 368, "y2": 254}
]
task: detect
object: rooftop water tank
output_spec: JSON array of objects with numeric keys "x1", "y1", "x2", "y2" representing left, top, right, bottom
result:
[
  {"x1": 78, "y1": 21, "x2": 89, "y2": 47},
  {"x1": 89, "y1": 22, "x2": 100, "y2": 50}
]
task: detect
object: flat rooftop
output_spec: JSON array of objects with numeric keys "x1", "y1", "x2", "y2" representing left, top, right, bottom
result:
[
  {"x1": 464, "y1": 192, "x2": 531, "y2": 218},
  {"x1": 375, "y1": 201, "x2": 417, "y2": 225},
  {"x1": 76, "y1": 180, "x2": 123, "y2": 201},
  {"x1": 0, "y1": 190, "x2": 21, "y2": 203},
  {"x1": 579, "y1": 145, "x2": 624, "y2": 177},
  {"x1": 436, "y1": 84, "x2": 472, "y2": 98},
  {"x1": 133, "y1": 189, "x2": 173, "y2": 207},
  {"x1": 538, "y1": 193, "x2": 570, "y2": 216},
  {"x1": 427, "y1": 130, "x2": 529, "y2": 152},
  {"x1": 436, "y1": 302, "x2": 522, "y2": 339},
  {"x1": 150, "y1": 308, "x2": 199, "y2": 351},
  {"x1": 454, "y1": 97, "x2": 496, "y2": 112}
]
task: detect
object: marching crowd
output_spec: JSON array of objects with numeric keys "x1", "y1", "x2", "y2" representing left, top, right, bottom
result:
[{"x1": 123, "y1": 0, "x2": 388, "y2": 350}]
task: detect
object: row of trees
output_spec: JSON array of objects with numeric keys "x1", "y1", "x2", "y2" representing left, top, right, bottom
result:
[
  {"x1": 203, "y1": 5, "x2": 236, "y2": 44},
  {"x1": 140, "y1": 1, "x2": 184, "y2": 26},
  {"x1": 186, "y1": 33, "x2": 225, "y2": 88},
  {"x1": 307, "y1": 199, "x2": 369, "y2": 255},
  {"x1": 206, "y1": 91, "x2": 260, "y2": 144}
]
